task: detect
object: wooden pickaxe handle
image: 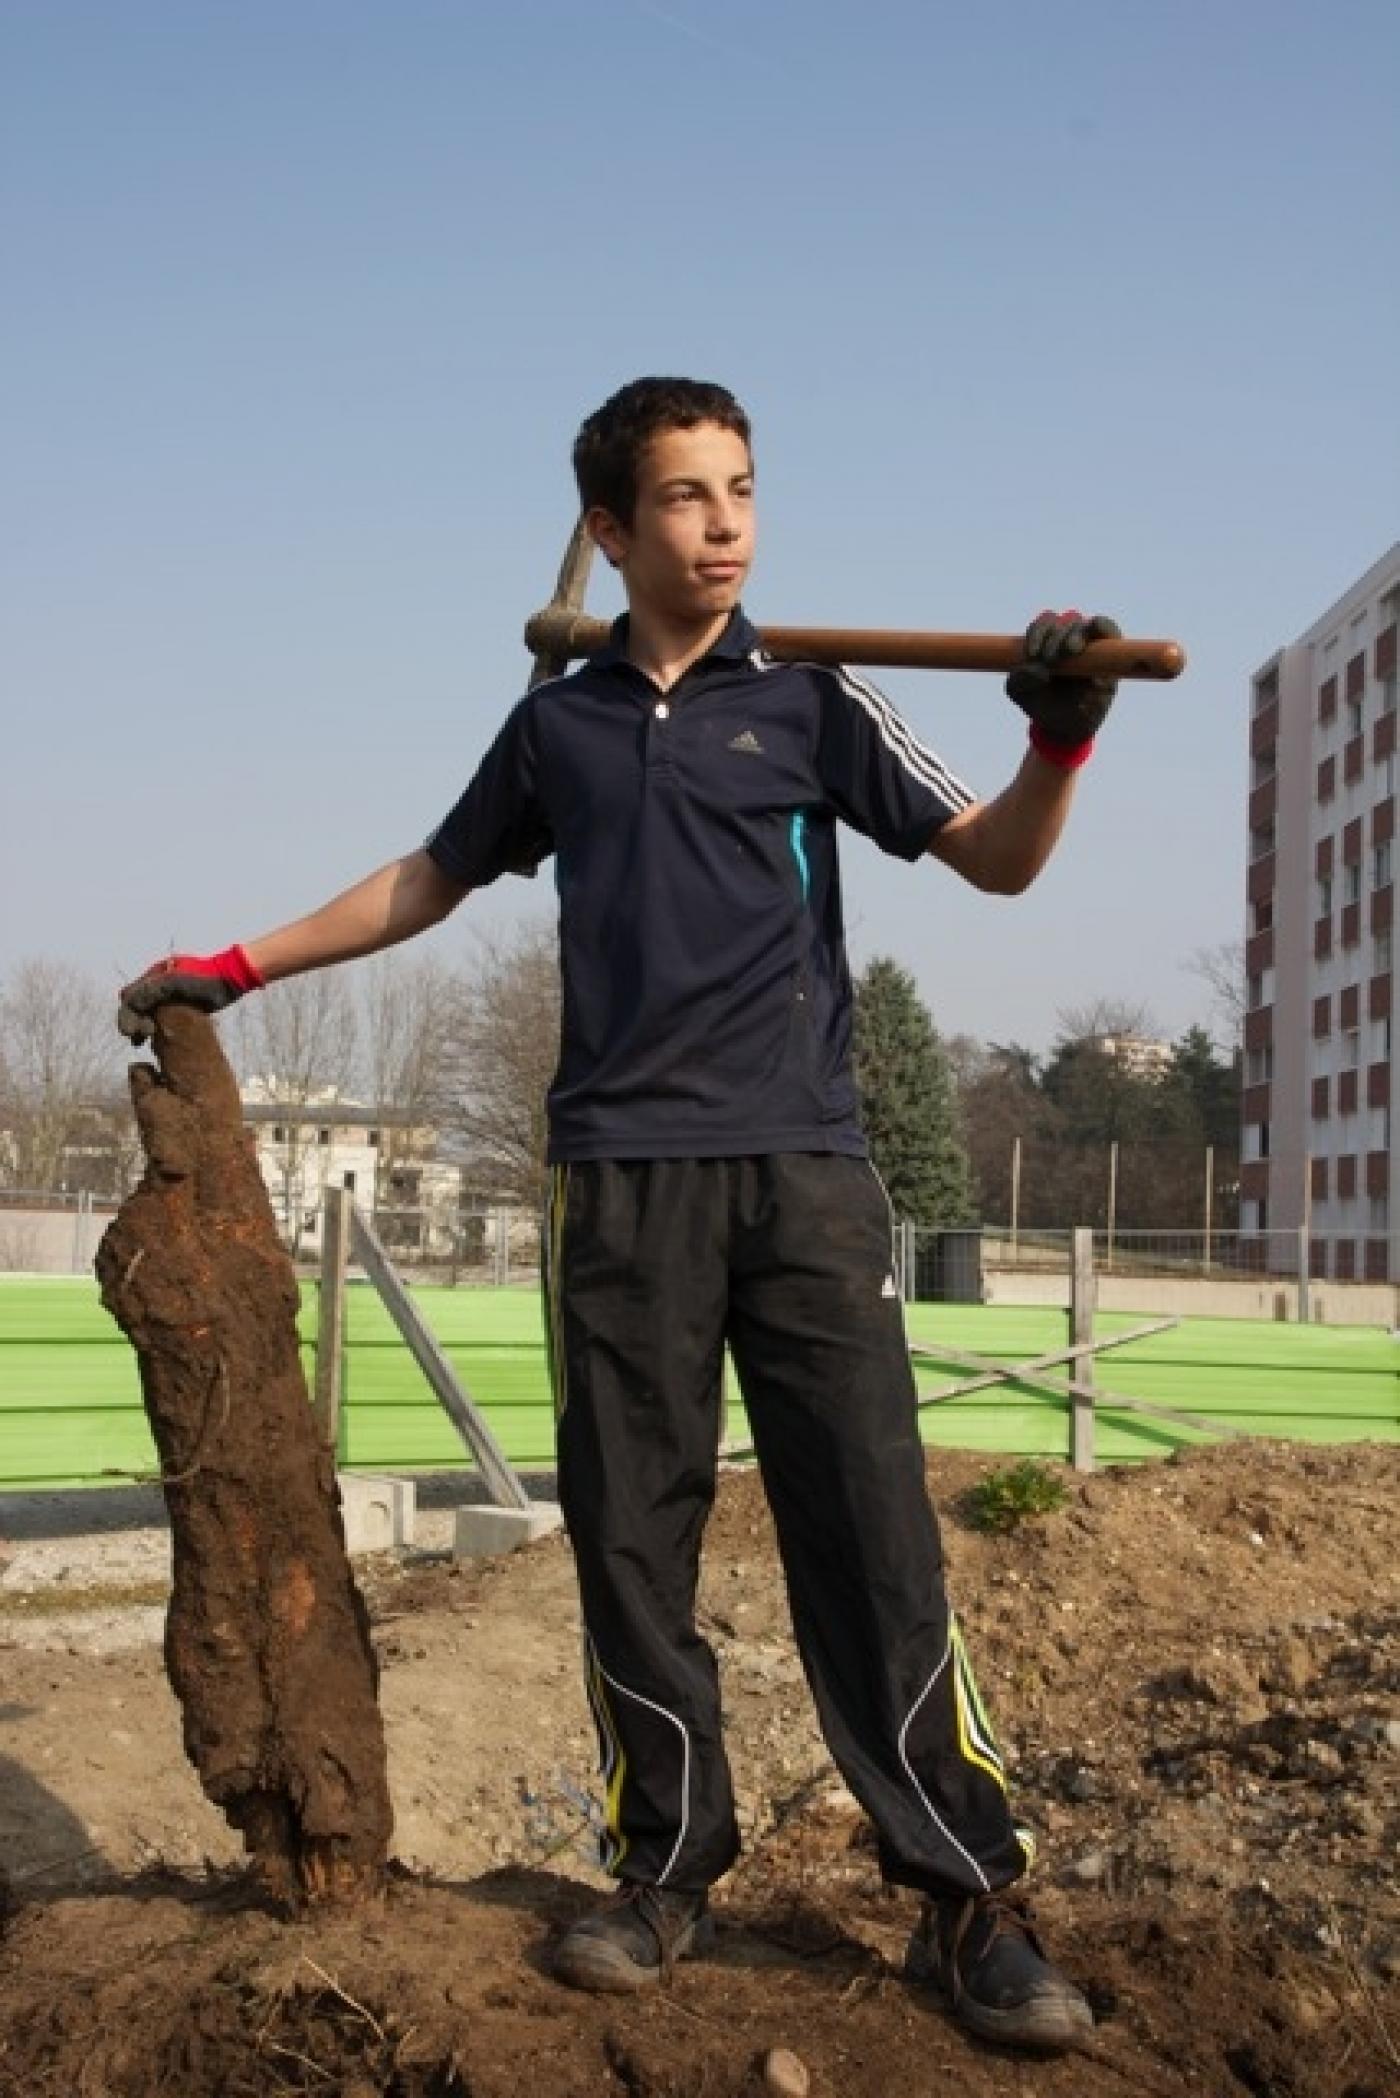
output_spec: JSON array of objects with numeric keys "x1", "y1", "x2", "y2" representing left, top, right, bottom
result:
[{"x1": 523, "y1": 606, "x2": 1186, "y2": 681}]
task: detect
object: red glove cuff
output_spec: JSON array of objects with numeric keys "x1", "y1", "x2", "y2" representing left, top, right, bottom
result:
[
  {"x1": 214, "y1": 944, "x2": 265, "y2": 992},
  {"x1": 144, "y1": 945, "x2": 265, "y2": 991},
  {"x1": 1029, "y1": 722, "x2": 1095, "y2": 772}
]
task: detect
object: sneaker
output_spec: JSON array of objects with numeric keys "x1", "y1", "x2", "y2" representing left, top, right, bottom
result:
[
  {"x1": 906, "y1": 1890, "x2": 1093, "y2": 2054},
  {"x1": 552, "y1": 1882, "x2": 714, "y2": 1994}
]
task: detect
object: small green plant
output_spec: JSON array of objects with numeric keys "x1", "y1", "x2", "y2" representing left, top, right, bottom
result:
[{"x1": 967, "y1": 1459, "x2": 1070, "y2": 1534}]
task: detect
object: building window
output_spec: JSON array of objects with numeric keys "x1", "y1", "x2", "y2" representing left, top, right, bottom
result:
[
  {"x1": 318, "y1": 1128, "x2": 331, "y2": 1146},
  {"x1": 1377, "y1": 931, "x2": 1394, "y2": 972},
  {"x1": 1317, "y1": 876, "x2": 1333, "y2": 915},
  {"x1": 1251, "y1": 897, "x2": 1273, "y2": 934},
  {"x1": 1348, "y1": 697, "x2": 1365, "y2": 737},
  {"x1": 1382, "y1": 676, "x2": 1398, "y2": 717},
  {"x1": 1345, "y1": 863, "x2": 1362, "y2": 905},
  {"x1": 1370, "y1": 1196, "x2": 1389, "y2": 1231},
  {"x1": 1249, "y1": 823, "x2": 1275, "y2": 861},
  {"x1": 1375, "y1": 842, "x2": 1393, "y2": 888},
  {"x1": 368, "y1": 1129, "x2": 381, "y2": 1148},
  {"x1": 273, "y1": 1125, "x2": 284, "y2": 1143},
  {"x1": 1246, "y1": 1044, "x2": 1274, "y2": 1083}
]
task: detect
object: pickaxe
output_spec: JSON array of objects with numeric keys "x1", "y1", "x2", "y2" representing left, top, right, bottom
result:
[{"x1": 525, "y1": 518, "x2": 1186, "y2": 688}]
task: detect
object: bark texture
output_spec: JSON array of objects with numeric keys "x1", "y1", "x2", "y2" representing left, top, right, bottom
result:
[{"x1": 95, "y1": 1007, "x2": 392, "y2": 1906}]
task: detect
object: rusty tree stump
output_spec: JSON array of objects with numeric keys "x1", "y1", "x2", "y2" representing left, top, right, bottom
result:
[{"x1": 95, "y1": 1007, "x2": 392, "y2": 1906}]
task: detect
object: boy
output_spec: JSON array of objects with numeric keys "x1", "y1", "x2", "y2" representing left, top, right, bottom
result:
[{"x1": 120, "y1": 377, "x2": 1119, "y2": 2054}]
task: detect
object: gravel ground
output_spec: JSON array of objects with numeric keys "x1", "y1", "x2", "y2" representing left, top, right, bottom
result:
[{"x1": 0, "y1": 1470, "x2": 561, "y2": 1652}]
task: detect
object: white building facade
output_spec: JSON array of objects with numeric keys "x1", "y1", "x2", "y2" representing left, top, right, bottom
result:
[
  {"x1": 240, "y1": 1083, "x2": 464, "y2": 1259},
  {"x1": 1244, "y1": 544, "x2": 1400, "y2": 1280}
]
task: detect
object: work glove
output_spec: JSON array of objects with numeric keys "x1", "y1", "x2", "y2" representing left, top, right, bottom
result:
[
  {"x1": 118, "y1": 945, "x2": 265, "y2": 1044},
  {"x1": 1006, "y1": 610, "x2": 1121, "y2": 767}
]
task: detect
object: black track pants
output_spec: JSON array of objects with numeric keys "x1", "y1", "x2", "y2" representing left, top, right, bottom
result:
[{"x1": 542, "y1": 1154, "x2": 1030, "y2": 1898}]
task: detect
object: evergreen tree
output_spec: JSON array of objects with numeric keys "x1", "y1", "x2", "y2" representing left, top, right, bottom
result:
[
  {"x1": 1166, "y1": 1025, "x2": 1240, "y2": 1152},
  {"x1": 852, "y1": 957, "x2": 973, "y2": 1225}
]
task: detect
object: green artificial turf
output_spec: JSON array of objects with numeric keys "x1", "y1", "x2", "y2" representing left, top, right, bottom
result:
[{"x1": 0, "y1": 1277, "x2": 1394, "y2": 1489}]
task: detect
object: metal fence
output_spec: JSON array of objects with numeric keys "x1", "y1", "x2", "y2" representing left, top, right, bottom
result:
[
  {"x1": 3, "y1": 1188, "x2": 1396, "y2": 1304},
  {"x1": 0, "y1": 1188, "x2": 544, "y2": 1286},
  {"x1": 898, "y1": 1223, "x2": 1399, "y2": 1306},
  {"x1": 0, "y1": 1191, "x2": 116, "y2": 1275},
  {"x1": 360, "y1": 1204, "x2": 541, "y2": 1288},
  {"x1": 983, "y1": 1226, "x2": 1317, "y2": 1279}
]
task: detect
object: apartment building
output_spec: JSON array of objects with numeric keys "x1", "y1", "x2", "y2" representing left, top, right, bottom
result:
[
  {"x1": 1243, "y1": 544, "x2": 1400, "y2": 1279},
  {"x1": 1086, "y1": 1031, "x2": 1175, "y2": 1082}
]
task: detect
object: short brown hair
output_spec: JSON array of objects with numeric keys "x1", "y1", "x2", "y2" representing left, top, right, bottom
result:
[{"x1": 572, "y1": 377, "x2": 752, "y2": 525}]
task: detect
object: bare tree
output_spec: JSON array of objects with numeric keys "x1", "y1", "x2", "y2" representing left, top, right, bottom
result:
[
  {"x1": 0, "y1": 960, "x2": 125, "y2": 1190},
  {"x1": 440, "y1": 922, "x2": 561, "y2": 1211},
  {"x1": 1053, "y1": 996, "x2": 1161, "y2": 1048},
  {"x1": 941, "y1": 1031, "x2": 992, "y2": 1095},
  {"x1": 231, "y1": 971, "x2": 360, "y2": 1250},
  {"x1": 356, "y1": 952, "x2": 456, "y2": 1207},
  {"x1": 1183, "y1": 940, "x2": 1245, "y2": 1050},
  {"x1": 358, "y1": 953, "x2": 452, "y2": 1114}
]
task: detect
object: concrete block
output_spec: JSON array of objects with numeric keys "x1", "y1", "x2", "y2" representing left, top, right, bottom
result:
[
  {"x1": 337, "y1": 1473, "x2": 416, "y2": 1555},
  {"x1": 453, "y1": 1502, "x2": 564, "y2": 1560}
]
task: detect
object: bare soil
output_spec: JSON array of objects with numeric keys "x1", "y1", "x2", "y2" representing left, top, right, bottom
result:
[{"x1": 3, "y1": 1437, "x2": 1399, "y2": 2097}]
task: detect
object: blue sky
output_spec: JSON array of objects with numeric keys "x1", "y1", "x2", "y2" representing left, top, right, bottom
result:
[{"x1": 6, "y1": 0, "x2": 1398, "y2": 1051}]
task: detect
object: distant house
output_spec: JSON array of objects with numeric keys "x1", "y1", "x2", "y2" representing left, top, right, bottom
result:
[{"x1": 240, "y1": 1080, "x2": 464, "y2": 1259}]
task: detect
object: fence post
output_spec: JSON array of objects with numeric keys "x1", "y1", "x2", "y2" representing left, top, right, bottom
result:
[
  {"x1": 1069, "y1": 1226, "x2": 1096, "y2": 1473},
  {"x1": 1203, "y1": 1145, "x2": 1213, "y2": 1274},
  {"x1": 1009, "y1": 1136, "x2": 1022, "y2": 1263},
  {"x1": 1297, "y1": 1222, "x2": 1311, "y2": 1324},
  {"x1": 1106, "y1": 1143, "x2": 1118, "y2": 1272},
  {"x1": 313, "y1": 1184, "x2": 351, "y2": 1455}
]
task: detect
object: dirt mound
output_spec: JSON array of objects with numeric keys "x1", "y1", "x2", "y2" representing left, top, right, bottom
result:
[{"x1": 3, "y1": 1438, "x2": 1399, "y2": 2095}]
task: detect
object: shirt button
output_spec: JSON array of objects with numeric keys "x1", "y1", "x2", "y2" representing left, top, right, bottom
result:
[{"x1": 654, "y1": 701, "x2": 670, "y2": 719}]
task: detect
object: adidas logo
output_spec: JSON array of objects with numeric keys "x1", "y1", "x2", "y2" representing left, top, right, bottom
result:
[{"x1": 729, "y1": 728, "x2": 764, "y2": 754}]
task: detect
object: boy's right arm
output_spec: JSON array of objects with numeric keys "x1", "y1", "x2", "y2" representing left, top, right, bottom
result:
[{"x1": 117, "y1": 848, "x2": 470, "y2": 1042}]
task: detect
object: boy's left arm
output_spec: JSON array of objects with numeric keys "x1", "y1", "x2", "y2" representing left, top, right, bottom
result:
[{"x1": 929, "y1": 610, "x2": 1120, "y2": 896}]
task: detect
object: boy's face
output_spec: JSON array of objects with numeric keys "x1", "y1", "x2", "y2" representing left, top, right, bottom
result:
[{"x1": 588, "y1": 421, "x2": 755, "y2": 627}]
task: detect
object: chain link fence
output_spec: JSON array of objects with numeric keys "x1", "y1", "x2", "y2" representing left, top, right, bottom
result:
[
  {"x1": 4, "y1": 1188, "x2": 1396, "y2": 1313},
  {"x1": 898, "y1": 1222, "x2": 1399, "y2": 1316},
  {"x1": 0, "y1": 1190, "x2": 116, "y2": 1274},
  {"x1": 0, "y1": 1188, "x2": 545, "y2": 1285}
]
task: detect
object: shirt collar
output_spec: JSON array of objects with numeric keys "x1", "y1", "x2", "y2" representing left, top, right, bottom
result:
[{"x1": 588, "y1": 606, "x2": 762, "y2": 672}]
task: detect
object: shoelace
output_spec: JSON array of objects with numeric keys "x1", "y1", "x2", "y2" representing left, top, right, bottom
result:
[
  {"x1": 929, "y1": 1891, "x2": 1045, "y2": 2000},
  {"x1": 608, "y1": 1883, "x2": 696, "y2": 1984}
]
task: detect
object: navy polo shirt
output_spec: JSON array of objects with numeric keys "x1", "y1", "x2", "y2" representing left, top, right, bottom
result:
[{"x1": 426, "y1": 610, "x2": 976, "y2": 1162}]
